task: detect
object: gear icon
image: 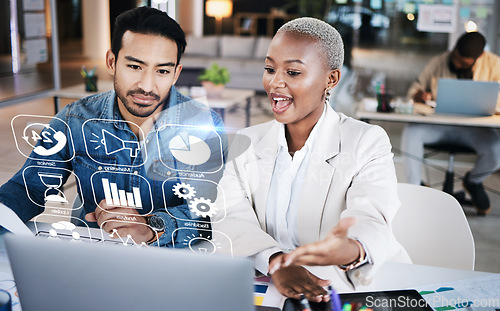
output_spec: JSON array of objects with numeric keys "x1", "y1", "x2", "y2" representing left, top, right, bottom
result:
[
  {"x1": 173, "y1": 182, "x2": 196, "y2": 200},
  {"x1": 189, "y1": 197, "x2": 217, "y2": 218}
]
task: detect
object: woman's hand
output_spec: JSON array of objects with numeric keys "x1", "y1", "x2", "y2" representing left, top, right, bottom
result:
[
  {"x1": 269, "y1": 253, "x2": 330, "y2": 302},
  {"x1": 270, "y1": 218, "x2": 359, "y2": 271}
]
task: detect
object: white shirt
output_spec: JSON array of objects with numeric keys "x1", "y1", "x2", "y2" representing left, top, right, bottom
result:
[{"x1": 253, "y1": 105, "x2": 326, "y2": 273}]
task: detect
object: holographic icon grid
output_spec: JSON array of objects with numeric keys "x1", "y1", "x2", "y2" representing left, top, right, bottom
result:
[{"x1": 10, "y1": 110, "x2": 230, "y2": 254}]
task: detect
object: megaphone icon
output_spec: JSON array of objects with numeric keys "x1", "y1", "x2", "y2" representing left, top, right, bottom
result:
[{"x1": 101, "y1": 129, "x2": 140, "y2": 158}]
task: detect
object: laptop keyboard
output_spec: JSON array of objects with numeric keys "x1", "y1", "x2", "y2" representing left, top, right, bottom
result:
[{"x1": 35, "y1": 230, "x2": 141, "y2": 246}]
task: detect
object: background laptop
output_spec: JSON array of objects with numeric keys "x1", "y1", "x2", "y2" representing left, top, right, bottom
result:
[
  {"x1": 4, "y1": 234, "x2": 254, "y2": 311},
  {"x1": 435, "y1": 78, "x2": 499, "y2": 116}
]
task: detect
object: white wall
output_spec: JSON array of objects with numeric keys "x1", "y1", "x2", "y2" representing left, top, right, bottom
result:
[
  {"x1": 178, "y1": 0, "x2": 203, "y2": 37},
  {"x1": 82, "y1": 0, "x2": 110, "y2": 60}
]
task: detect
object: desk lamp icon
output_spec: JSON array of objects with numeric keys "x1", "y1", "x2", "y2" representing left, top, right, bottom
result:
[
  {"x1": 97, "y1": 129, "x2": 140, "y2": 157},
  {"x1": 38, "y1": 172, "x2": 68, "y2": 204}
]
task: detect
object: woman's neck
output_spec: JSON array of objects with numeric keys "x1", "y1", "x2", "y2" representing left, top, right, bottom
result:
[
  {"x1": 284, "y1": 124, "x2": 308, "y2": 153},
  {"x1": 284, "y1": 104, "x2": 324, "y2": 154},
  {"x1": 285, "y1": 120, "x2": 318, "y2": 154}
]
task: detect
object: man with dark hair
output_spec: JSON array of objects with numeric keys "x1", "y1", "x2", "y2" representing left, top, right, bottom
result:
[
  {"x1": 0, "y1": 6, "x2": 226, "y2": 246},
  {"x1": 111, "y1": 6, "x2": 186, "y2": 65},
  {"x1": 402, "y1": 31, "x2": 500, "y2": 215}
]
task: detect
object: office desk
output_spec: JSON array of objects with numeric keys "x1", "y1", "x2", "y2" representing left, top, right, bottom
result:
[
  {"x1": 5, "y1": 238, "x2": 489, "y2": 291},
  {"x1": 201, "y1": 88, "x2": 256, "y2": 127},
  {"x1": 1, "y1": 233, "x2": 496, "y2": 311},
  {"x1": 356, "y1": 102, "x2": 500, "y2": 128},
  {"x1": 370, "y1": 262, "x2": 490, "y2": 291},
  {"x1": 50, "y1": 80, "x2": 114, "y2": 113},
  {"x1": 50, "y1": 83, "x2": 255, "y2": 126},
  {"x1": 258, "y1": 263, "x2": 496, "y2": 309}
]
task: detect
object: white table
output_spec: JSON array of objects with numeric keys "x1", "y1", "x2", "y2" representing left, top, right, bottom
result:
[
  {"x1": 50, "y1": 82, "x2": 256, "y2": 126},
  {"x1": 49, "y1": 80, "x2": 114, "y2": 113},
  {"x1": 201, "y1": 88, "x2": 256, "y2": 127},
  {"x1": 356, "y1": 100, "x2": 500, "y2": 128},
  {"x1": 0, "y1": 233, "x2": 497, "y2": 311},
  {"x1": 370, "y1": 261, "x2": 490, "y2": 291}
]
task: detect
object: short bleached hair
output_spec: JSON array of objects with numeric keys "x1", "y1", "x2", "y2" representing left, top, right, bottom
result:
[{"x1": 277, "y1": 17, "x2": 344, "y2": 70}]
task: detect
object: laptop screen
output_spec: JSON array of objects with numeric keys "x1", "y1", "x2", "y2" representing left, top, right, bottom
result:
[
  {"x1": 4, "y1": 234, "x2": 255, "y2": 311},
  {"x1": 435, "y1": 79, "x2": 499, "y2": 116}
]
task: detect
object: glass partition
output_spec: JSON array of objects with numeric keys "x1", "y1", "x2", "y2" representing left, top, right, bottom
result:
[
  {"x1": 0, "y1": 0, "x2": 57, "y2": 103},
  {"x1": 326, "y1": 0, "x2": 497, "y2": 102}
]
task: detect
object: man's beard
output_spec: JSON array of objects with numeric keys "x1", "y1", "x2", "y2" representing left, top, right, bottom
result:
[
  {"x1": 115, "y1": 84, "x2": 167, "y2": 118},
  {"x1": 448, "y1": 55, "x2": 473, "y2": 79}
]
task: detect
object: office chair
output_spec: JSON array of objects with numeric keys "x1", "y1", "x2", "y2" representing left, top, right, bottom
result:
[
  {"x1": 423, "y1": 143, "x2": 476, "y2": 194},
  {"x1": 393, "y1": 183, "x2": 475, "y2": 270}
]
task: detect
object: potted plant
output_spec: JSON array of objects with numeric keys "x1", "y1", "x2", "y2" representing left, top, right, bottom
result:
[{"x1": 198, "y1": 63, "x2": 230, "y2": 98}]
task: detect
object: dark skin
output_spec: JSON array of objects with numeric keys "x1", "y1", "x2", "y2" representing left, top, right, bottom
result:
[
  {"x1": 269, "y1": 219, "x2": 361, "y2": 302},
  {"x1": 262, "y1": 32, "x2": 362, "y2": 302},
  {"x1": 413, "y1": 48, "x2": 478, "y2": 103}
]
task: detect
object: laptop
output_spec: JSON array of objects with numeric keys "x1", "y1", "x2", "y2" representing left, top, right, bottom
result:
[
  {"x1": 435, "y1": 78, "x2": 500, "y2": 116},
  {"x1": 4, "y1": 234, "x2": 255, "y2": 311}
]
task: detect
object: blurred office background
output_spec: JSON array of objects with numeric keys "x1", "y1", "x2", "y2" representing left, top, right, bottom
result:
[
  {"x1": 0, "y1": 0, "x2": 499, "y2": 272},
  {"x1": 1, "y1": 0, "x2": 498, "y2": 103}
]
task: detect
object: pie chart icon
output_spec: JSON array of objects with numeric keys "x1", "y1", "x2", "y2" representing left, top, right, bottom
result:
[{"x1": 169, "y1": 132, "x2": 211, "y2": 166}]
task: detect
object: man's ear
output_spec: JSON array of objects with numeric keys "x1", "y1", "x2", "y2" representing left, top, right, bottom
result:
[
  {"x1": 172, "y1": 63, "x2": 183, "y2": 85},
  {"x1": 327, "y1": 68, "x2": 341, "y2": 90},
  {"x1": 105, "y1": 49, "x2": 116, "y2": 76}
]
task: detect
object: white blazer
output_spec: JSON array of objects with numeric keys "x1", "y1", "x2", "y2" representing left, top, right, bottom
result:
[{"x1": 213, "y1": 105, "x2": 410, "y2": 290}]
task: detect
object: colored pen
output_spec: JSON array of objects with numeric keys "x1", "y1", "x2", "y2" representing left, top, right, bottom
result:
[
  {"x1": 328, "y1": 285, "x2": 342, "y2": 311},
  {"x1": 298, "y1": 293, "x2": 312, "y2": 311}
]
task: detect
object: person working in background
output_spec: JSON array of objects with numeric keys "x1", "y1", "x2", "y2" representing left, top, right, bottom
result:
[
  {"x1": 402, "y1": 32, "x2": 500, "y2": 215},
  {"x1": 0, "y1": 7, "x2": 226, "y2": 245},
  {"x1": 213, "y1": 17, "x2": 410, "y2": 302}
]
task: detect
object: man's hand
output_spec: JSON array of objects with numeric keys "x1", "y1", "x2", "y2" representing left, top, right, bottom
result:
[
  {"x1": 85, "y1": 199, "x2": 154, "y2": 244},
  {"x1": 270, "y1": 218, "x2": 359, "y2": 271},
  {"x1": 269, "y1": 253, "x2": 330, "y2": 302},
  {"x1": 413, "y1": 89, "x2": 432, "y2": 103}
]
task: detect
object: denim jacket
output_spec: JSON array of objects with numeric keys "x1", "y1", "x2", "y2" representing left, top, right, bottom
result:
[{"x1": 0, "y1": 86, "x2": 227, "y2": 247}]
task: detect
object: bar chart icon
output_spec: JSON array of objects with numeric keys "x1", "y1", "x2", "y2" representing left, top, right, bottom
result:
[{"x1": 102, "y1": 178, "x2": 142, "y2": 209}]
